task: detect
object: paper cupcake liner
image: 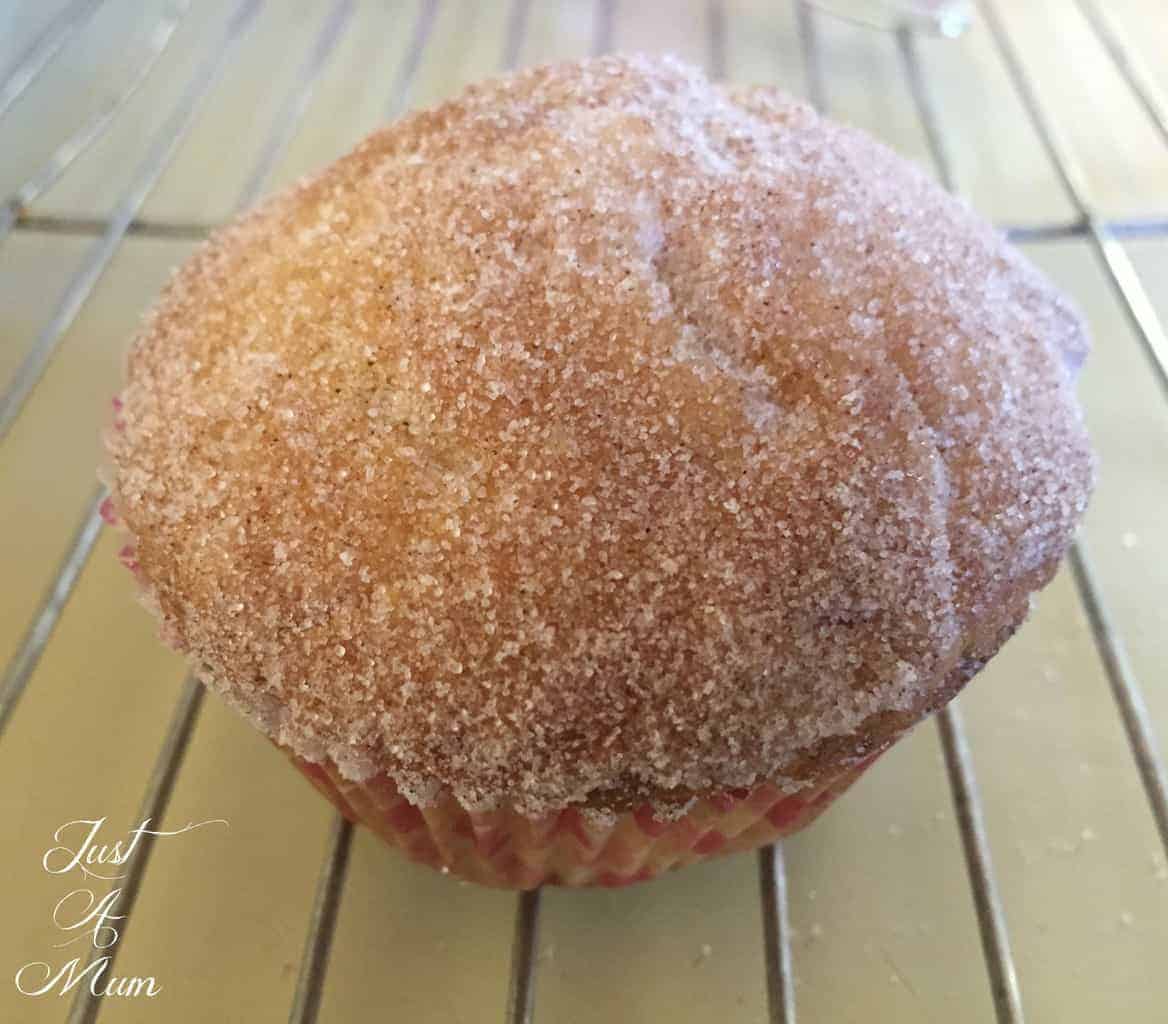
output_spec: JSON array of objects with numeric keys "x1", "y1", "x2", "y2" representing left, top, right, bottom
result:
[
  {"x1": 285, "y1": 748, "x2": 884, "y2": 888},
  {"x1": 108, "y1": 394, "x2": 886, "y2": 888}
]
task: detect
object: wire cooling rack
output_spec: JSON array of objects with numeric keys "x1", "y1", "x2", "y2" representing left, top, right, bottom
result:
[{"x1": 0, "y1": 2, "x2": 1165, "y2": 1022}]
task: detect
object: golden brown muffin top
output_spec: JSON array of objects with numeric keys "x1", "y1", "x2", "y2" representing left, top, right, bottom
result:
[{"x1": 108, "y1": 55, "x2": 1092, "y2": 817}]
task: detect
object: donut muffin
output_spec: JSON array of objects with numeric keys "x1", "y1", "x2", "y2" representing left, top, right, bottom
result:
[{"x1": 104, "y1": 55, "x2": 1093, "y2": 887}]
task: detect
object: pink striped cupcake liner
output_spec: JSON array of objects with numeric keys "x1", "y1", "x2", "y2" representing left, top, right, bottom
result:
[{"x1": 286, "y1": 746, "x2": 885, "y2": 889}]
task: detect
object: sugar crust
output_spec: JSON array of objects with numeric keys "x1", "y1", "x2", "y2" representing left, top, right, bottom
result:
[{"x1": 107, "y1": 56, "x2": 1093, "y2": 816}]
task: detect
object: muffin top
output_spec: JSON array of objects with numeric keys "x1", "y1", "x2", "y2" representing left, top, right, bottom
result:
[{"x1": 108, "y1": 55, "x2": 1092, "y2": 817}]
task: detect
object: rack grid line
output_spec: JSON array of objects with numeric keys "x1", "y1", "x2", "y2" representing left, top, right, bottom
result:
[
  {"x1": 0, "y1": 0, "x2": 265, "y2": 740},
  {"x1": 9, "y1": 211, "x2": 1168, "y2": 245},
  {"x1": 794, "y1": 0, "x2": 827, "y2": 115},
  {"x1": 0, "y1": 1, "x2": 191, "y2": 244},
  {"x1": 387, "y1": 0, "x2": 441, "y2": 121},
  {"x1": 782, "y1": 11, "x2": 1025, "y2": 1021},
  {"x1": 0, "y1": 8, "x2": 361, "y2": 1018},
  {"x1": 486, "y1": 5, "x2": 549, "y2": 1020},
  {"x1": 758, "y1": 844, "x2": 796, "y2": 1024},
  {"x1": 757, "y1": 10, "x2": 817, "y2": 1018},
  {"x1": 1071, "y1": 0, "x2": 1168, "y2": 149},
  {"x1": 505, "y1": 890, "x2": 543, "y2": 1024},
  {"x1": 0, "y1": 2, "x2": 1164, "y2": 1021},
  {"x1": 280, "y1": 5, "x2": 453, "y2": 1017},
  {"x1": 0, "y1": 0, "x2": 264, "y2": 444},
  {"x1": 238, "y1": 0, "x2": 357, "y2": 214},
  {"x1": 0, "y1": 0, "x2": 105, "y2": 121},
  {"x1": 891, "y1": 24, "x2": 1024, "y2": 1020},
  {"x1": 288, "y1": 815, "x2": 355, "y2": 1024},
  {"x1": 934, "y1": 704, "x2": 1025, "y2": 1023},
  {"x1": 977, "y1": 0, "x2": 1168, "y2": 861},
  {"x1": 8, "y1": 213, "x2": 212, "y2": 239},
  {"x1": 1068, "y1": 545, "x2": 1168, "y2": 855},
  {"x1": 707, "y1": 0, "x2": 727, "y2": 82},
  {"x1": 0, "y1": 485, "x2": 104, "y2": 740},
  {"x1": 65, "y1": 676, "x2": 205, "y2": 1024},
  {"x1": 591, "y1": 0, "x2": 615, "y2": 59},
  {"x1": 0, "y1": 0, "x2": 353, "y2": 747},
  {"x1": 1001, "y1": 217, "x2": 1168, "y2": 243},
  {"x1": 979, "y1": 0, "x2": 1168, "y2": 401},
  {"x1": 35, "y1": 7, "x2": 364, "y2": 1018},
  {"x1": 502, "y1": 0, "x2": 535, "y2": 73}
]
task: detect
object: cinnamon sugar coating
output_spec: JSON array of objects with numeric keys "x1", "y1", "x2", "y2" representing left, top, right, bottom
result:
[{"x1": 107, "y1": 56, "x2": 1093, "y2": 817}]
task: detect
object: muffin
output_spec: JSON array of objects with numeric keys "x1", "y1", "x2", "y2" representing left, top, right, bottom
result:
[{"x1": 104, "y1": 55, "x2": 1093, "y2": 888}]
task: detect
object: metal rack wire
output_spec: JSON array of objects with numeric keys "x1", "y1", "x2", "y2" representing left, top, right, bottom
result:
[{"x1": 0, "y1": 1, "x2": 1165, "y2": 1022}]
